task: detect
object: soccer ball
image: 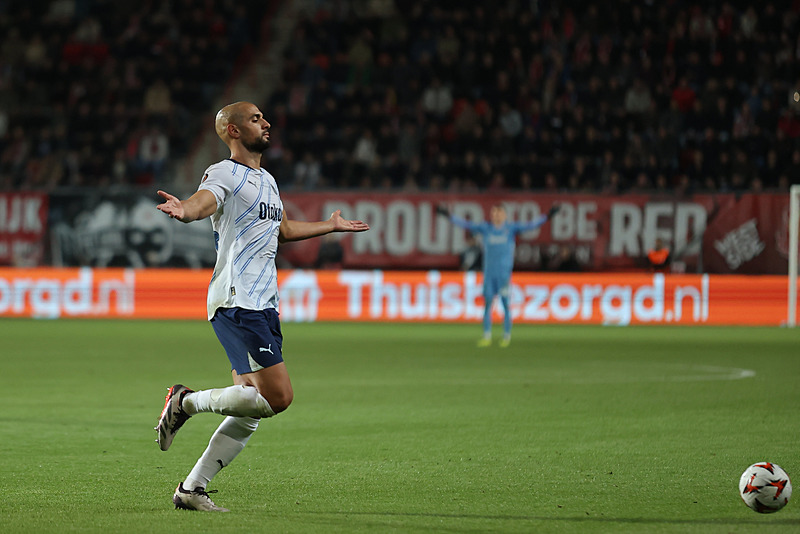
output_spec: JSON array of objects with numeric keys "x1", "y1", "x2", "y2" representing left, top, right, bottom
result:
[{"x1": 739, "y1": 462, "x2": 792, "y2": 513}]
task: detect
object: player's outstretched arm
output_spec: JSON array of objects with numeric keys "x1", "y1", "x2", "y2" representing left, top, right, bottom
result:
[
  {"x1": 513, "y1": 207, "x2": 557, "y2": 234},
  {"x1": 157, "y1": 190, "x2": 217, "y2": 223},
  {"x1": 279, "y1": 209, "x2": 369, "y2": 243}
]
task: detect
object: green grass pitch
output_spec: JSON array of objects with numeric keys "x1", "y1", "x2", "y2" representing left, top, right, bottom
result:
[{"x1": 0, "y1": 319, "x2": 799, "y2": 533}]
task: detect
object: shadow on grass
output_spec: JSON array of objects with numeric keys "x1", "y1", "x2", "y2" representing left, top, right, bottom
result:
[{"x1": 299, "y1": 510, "x2": 800, "y2": 526}]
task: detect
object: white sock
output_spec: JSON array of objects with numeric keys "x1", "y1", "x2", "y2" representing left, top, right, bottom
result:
[
  {"x1": 182, "y1": 385, "x2": 276, "y2": 418},
  {"x1": 183, "y1": 416, "x2": 259, "y2": 490}
]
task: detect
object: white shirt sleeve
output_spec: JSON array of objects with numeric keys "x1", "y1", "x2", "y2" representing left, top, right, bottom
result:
[{"x1": 197, "y1": 164, "x2": 234, "y2": 210}]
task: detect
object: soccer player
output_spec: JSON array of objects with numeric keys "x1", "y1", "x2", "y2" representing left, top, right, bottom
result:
[
  {"x1": 154, "y1": 101, "x2": 369, "y2": 512},
  {"x1": 437, "y1": 203, "x2": 559, "y2": 347}
]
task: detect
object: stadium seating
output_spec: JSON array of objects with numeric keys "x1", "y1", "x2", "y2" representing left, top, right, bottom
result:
[
  {"x1": 1, "y1": 1, "x2": 799, "y2": 193},
  {"x1": 0, "y1": 0, "x2": 271, "y2": 189}
]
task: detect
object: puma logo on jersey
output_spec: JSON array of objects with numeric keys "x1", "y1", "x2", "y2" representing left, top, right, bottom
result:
[{"x1": 259, "y1": 345, "x2": 273, "y2": 354}]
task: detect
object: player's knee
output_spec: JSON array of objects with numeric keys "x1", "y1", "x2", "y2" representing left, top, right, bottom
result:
[
  {"x1": 267, "y1": 389, "x2": 293, "y2": 414},
  {"x1": 249, "y1": 383, "x2": 292, "y2": 415}
]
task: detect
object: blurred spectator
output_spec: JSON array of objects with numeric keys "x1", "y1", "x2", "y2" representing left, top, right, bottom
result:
[
  {"x1": 498, "y1": 102, "x2": 523, "y2": 139},
  {"x1": 314, "y1": 234, "x2": 344, "y2": 269},
  {"x1": 459, "y1": 232, "x2": 482, "y2": 271},
  {"x1": 421, "y1": 77, "x2": 453, "y2": 121},
  {"x1": 137, "y1": 125, "x2": 169, "y2": 183},
  {"x1": 294, "y1": 152, "x2": 322, "y2": 190},
  {"x1": 352, "y1": 129, "x2": 378, "y2": 167},
  {"x1": 671, "y1": 77, "x2": 697, "y2": 113},
  {"x1": 647, "y1": 238, "x2": 671, "y2": 272},
  {"x1": 624, "y1": 79, "x2": 653, "y2": 116},
  {"x1": 144, "y1": 79, "x2": 173, "y2": 117},
  {"x1": 549, "y1": 244, "x2": 581, "y2": 272},
  {"x1": 397, "y1": 122, "x2": 421, "y2": 165}
]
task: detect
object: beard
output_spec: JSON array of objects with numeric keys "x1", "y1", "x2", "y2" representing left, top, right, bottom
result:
[{"x1": 243, "y1": 135, "x2": 270, "y2": 154}]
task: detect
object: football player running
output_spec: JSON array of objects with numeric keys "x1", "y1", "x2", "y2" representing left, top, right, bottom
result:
[{"x1": 155, "y1": 101, "x2": 368, "y2": 511}]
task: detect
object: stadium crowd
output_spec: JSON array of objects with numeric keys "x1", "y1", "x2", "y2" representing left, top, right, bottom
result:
[
  {"x1": 268, "y1": 0, "x2": 800, "y2": 193},
  {"x1": 1, "y1": 0, "x2": 800, "y2": 194},
  {"x1": 0, "y1": 0, "x2": 271, "y2": 190}
]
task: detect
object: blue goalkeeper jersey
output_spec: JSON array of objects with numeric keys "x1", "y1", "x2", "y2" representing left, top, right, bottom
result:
[{"x1": 451, "y1": 215, "x2": 548, "y2": 279}]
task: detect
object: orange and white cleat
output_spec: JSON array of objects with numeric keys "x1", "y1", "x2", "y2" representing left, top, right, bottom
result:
[{"x1": 155, "y1": 384, "x2": 193, "y2": 451}]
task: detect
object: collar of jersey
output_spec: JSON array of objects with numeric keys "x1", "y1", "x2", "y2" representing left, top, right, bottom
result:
[{"x1": 227, "y1": 158, "x2": 262, "y2": 172}]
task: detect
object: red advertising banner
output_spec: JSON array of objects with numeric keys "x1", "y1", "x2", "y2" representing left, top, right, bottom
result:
[
  {"x1": 0, "y1": 193, "x2": 48, "y2": 266},
  {"x1": 702, "y1": 193, "x2": 794, "y2": 274},
  {"x1": 279, "y1": 192, "x2": 795, "y2": 274},
  {"x1": 0, "y1": 268, "x2": 794, "y2": 326}
]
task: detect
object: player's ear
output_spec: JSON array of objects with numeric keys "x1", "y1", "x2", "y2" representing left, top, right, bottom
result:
[{"x1": 227, "y1": 123, "x2": 240, "y2": 138}]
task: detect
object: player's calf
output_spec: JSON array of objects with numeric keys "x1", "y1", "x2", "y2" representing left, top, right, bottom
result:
[{"x1": 182, "y1": 384, "x2": 277, "y2": 418}]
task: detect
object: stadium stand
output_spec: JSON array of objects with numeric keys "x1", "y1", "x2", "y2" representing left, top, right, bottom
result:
[
  {"x1": 1, "y1": 0, "x2": 799, "y2": 194},
  {"x1": 266, "y1": 0, "x2": 800, "y2": 193},
  {"x1": 0, "y1": 0, "x2": 273, "y2": 190}
]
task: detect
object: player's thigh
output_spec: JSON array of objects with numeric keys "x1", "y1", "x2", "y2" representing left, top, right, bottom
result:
[
  {"x1": 211, "y1": 307, "x2": 284, "y2": 373},
  {"x1": 483, "y1": 276, "x2": 502, "y2": 300},
  {"x1": 485, "y1": 276, "x2": 512, "y2": 302},
  {"x1": 498, "y1": 279, "x2": 511, "y2": 299},
  {"x1": 212, "y1": 307, "x2": 293, "y2": 410}
]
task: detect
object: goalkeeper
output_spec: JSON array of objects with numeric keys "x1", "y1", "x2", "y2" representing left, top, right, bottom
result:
[{"x1": 437, "y1": 203, "x2": 559, "y2": 347}]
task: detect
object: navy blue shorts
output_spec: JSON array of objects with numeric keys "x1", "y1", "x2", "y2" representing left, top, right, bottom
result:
[{"x1": 211, "y1": 307, "x2": 284, "y2": 374}]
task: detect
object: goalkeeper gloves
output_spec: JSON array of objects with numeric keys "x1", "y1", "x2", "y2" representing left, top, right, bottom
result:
[
  {"x1": 435, "y1": 205, "x2": 451, "y2": 217},
  {"x1": 548, "y1": 205, "x2": 561, "y2": 218}
]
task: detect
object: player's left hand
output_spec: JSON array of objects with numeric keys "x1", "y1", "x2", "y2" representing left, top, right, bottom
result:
[
  {"x1": 329, "y1": 210, "x2": 370, "y2": 233},
  {"x1": 548, "y1": 204, "x2": 561, "y2": 218},
  {"x1": 156, "y1": 190, "x2": 186, "y2": 220}
]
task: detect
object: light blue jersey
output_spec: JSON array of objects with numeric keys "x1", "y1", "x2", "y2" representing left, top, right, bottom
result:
[
  {"x1": 450, "y1": 215, "x2": 548, "y2": 281},
  {"x1": 198, "y1": 159, "x2": 284, "y2": 320}
]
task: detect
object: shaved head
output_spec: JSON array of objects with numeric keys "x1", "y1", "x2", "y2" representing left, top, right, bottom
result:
[
  {"x1": 214, "y1": 101, "x2": 271, "y2": 159},
  {"x1": 215, "y1": 101, "x2": 251, "y2": 141}
]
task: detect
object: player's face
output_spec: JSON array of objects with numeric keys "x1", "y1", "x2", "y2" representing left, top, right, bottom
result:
[
  {"x1": 239, "y1": 106, "x2": 271, "y2": 153},
  {"x1": 490, "y1": 206, "x2": 506, "y2": 226}
]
